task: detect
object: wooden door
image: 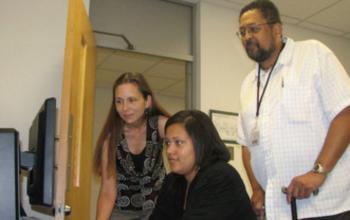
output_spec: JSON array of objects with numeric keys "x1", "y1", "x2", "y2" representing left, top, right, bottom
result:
[{"x1": 55, "y1": 0, "x2": 96, "y2": 219}]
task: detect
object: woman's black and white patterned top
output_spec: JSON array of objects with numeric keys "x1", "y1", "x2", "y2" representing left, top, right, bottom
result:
[{"x1": 115, "y1": 115, "x2": 166, "y2": 211}]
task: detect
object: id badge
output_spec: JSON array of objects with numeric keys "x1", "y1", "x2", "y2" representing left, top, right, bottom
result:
[{"x1": 251, "y1": 119, "x2": 259, "y2": 145}]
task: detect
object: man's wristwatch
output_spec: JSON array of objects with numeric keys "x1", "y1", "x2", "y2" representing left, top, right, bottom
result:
[{"x1": 312, "y1": 163, "x2": 327, "y2": 175}]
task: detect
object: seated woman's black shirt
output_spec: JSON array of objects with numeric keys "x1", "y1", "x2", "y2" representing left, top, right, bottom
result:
[{"x1": 150, "y1": 161, "x2": 257, "y2": 220}]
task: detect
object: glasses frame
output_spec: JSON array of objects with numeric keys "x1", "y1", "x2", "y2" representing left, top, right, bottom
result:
[{"x1": 236, "y1": 22, "x2": 276, "y2": 38}]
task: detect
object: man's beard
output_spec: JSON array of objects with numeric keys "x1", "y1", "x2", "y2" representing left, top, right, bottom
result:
[{"x1": 245, "y1": 40, "x2": 275, "y2": 63}]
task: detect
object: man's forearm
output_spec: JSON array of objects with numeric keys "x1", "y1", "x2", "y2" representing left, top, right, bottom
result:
[
  {"x1": 315, "y1": 106, "x2": 350, "y2": 173},
  {"x1": 242, "y1": 146, "x2": 263, "y2": 191}
]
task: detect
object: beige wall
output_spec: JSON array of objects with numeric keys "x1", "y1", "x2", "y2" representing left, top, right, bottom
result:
[{"x1": 0, "y1": 0, "x2": 68, "y2": 219}]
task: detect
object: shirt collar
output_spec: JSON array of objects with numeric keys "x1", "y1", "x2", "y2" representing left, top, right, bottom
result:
[
  {"x1": 251, "y1": 36, "x2": 295, "y2": 82},
  {"x1": 278, "y1": 36, "x2": 294, "y2": 66}
]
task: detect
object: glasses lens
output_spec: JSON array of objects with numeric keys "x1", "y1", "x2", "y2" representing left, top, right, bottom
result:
[
  {"x1": 238, "y1": 22, "x2": 271, "y2": 38},
  {"x1": 250, "y1": 25, "x2": 261, "y2": 34}
]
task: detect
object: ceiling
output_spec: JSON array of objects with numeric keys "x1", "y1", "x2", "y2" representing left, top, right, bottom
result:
[
  {"x1": 206, "y1": 0, "x2": 350, "y2": 39},
  {"x1": 96, "y1": 0, "x2": 350, "y2": 98},
  {"x1": 96, "y1": 47, "x2": 186, "y2": 98}
]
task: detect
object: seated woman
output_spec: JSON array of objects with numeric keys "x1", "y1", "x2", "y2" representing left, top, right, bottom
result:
[{"x1": 150, "y1": 110, "x2": 256, "y2": 220}]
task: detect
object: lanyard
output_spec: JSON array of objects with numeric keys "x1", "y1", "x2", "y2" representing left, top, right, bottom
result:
[{"x1": 256, "y1": 43, "x2": 285, "y2": 117}]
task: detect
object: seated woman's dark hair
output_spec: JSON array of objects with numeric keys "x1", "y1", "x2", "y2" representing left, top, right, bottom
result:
[{"x1": 165, "y1": 110, "x2": 230, "y2": 170}]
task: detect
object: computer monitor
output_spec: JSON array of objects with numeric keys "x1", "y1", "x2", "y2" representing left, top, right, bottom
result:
[
  {"x1": 21, "y1": 97, "x2": 56, "y2": 211},
  {"x1": 0, "y1": 129, "x2": 20, "y2": 220}
]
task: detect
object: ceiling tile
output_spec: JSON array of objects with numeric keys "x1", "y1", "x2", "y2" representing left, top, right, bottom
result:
[
  {"x1": 96, "y1": 47, "x2": 186, "y2": 99},
  {"x1": 200, "y1": 0, "x2": 244, "y2": 10},
  {"x1": 280, "y1": 15, "x2": 300, "y2": 25},
  {"x1": 225, "y1": 0, "x2": 249, "y2": 5},
  {"x1": 272, "y1": 0, "x2": 337, "y2": 20},
  {"x1": 100, "y1": 50, "x2": 162, "y2": 73},
  {"x1": 222, "y1": 0, "x2": 349, "y2": 40},
  {"x1": 96, "y1": 47, "x2": 114, "y2": 67},
  {"x1": 143, "y1": 75, "x2": 178, "y2": 91},
  {"x1": 298, "y1": 21, "x2": 344, "y2": 36},
  {"x1": 96, "y1": 69, "x2": 123, "y2": 88},
  {"x1": 144, "y1": 58, "x2": 186, "y2": 80},
  {"x1": 159, "y1": 80, "x2": 186, "y2": 98},
  {"x1": 227, "y1": 0, "x2": 337, "y2": 21},
  {"x1": 344, "y1": 33, "x2": 350, "y2": 39},
  {"x1": 306, "y1": 0, "x2": 350, "y2": 33}
]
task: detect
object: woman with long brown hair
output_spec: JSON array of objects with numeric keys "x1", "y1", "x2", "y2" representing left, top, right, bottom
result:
[{"x1": 94, "y1": 72, "x2": 170, "y2": 220}]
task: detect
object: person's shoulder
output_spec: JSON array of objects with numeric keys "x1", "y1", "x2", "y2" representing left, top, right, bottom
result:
[
  {"x1": 165, "y1": 172, "x2": 179, "y2": 179},
  {"x1": 197, "y1": 161, "x2": 244, "y2": 189},
  {"x1": 158, "y1": 115, "x2": 168, "y2": 125},
  {"x1": 150, "y1": 114, "x2": 168, "y2": 124},
  {"x1": 214, "y1": 161, "x2": 237, "y2": 173},
  {"x1": 156, "y1": 115, "x2": 168, "y2": 138},
  {"x1": 296, "y1": 39, "x2": 332, "y2": 55},
  {"x1": 243, "y1": 68, "x2": 256, "y2": 81},
  {"x1": 241, "y1": 68, "x2": 256, "y2": 92},
  {"x1": 162, "y1": 173, "x2": 185, "y2": 189},
  {"x1": 297, "y1": 39, "x2": 324, "y2": 46},
  {"x1": 202, "y1": 161, "x2": 238, "y2": 179}
]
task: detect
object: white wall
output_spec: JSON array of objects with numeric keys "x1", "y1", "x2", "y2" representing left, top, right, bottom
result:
[
  {"x1": 196, "y1": 2, "x2": 254, "y2": 194},
  {"x1": 84, "y1": 0, "x2": 90, "y2": 14},
  {"x1": 197, "y1": 2, "x2": 254, "y2": 114},
  {"x1": 196, "y1": 1, "x2": 350, "y2": 195},
  {"x1": 0, "y1": 0, "x2": 68, "y2": 219}
]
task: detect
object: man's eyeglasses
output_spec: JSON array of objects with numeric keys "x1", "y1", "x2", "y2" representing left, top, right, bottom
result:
[{"x1": 236, "y1": 22, "x2": 275, "y2": 38}]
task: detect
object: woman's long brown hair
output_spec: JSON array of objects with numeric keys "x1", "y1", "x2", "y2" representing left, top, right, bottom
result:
[{"x1": 93, "y1": 72, "x2": 170, "y2": 176}]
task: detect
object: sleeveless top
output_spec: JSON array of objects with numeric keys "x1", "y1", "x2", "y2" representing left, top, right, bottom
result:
[{"x1": 115, "y1": 115, "x2": 166, "y2": 211}]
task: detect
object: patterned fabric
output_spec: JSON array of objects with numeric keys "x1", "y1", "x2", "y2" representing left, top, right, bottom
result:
[
  {"x1": 237, "y1": 37, "x2": 350, "y2": 219},
  {"x1": 115, "y1": 115, "x2": 166, "y2": 211}
]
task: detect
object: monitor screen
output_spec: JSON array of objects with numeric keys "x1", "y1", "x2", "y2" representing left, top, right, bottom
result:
[
  {"x1": 25, "y1": 97, "x2": 56, "y2": 208},
  {"x1": 0, "y1": 129, "x2": 20, "y2": 219}
]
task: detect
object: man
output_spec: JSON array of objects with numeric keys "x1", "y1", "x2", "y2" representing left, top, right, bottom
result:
[{"x1": 236, "y1": 1, "x2": 350, "y2": 220}]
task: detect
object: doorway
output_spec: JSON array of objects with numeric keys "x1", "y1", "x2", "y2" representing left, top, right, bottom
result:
[
  {"x1": 89, "y1": 0, "x2": 194, "y2": 218},
  {"x1": 91, "y1": 47, "x2": 189, "y2": 219}
]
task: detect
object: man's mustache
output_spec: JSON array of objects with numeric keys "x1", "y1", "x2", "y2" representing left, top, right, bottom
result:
[{"x1": 245, "y1": 39, "x2": 258, "y2": 48}]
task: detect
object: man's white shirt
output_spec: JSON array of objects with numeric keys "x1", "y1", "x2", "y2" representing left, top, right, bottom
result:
[{"x1": 237, "y1": 37, "x2": 350, "y2": 219}]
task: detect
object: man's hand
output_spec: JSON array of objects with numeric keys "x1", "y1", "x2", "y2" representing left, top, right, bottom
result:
[
  {"x1": 286, "y1": 171, "x2": 326, "y2": 203},
  {"x1": 251, "y1": 187, "x2": 265, "y2": 218}
]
